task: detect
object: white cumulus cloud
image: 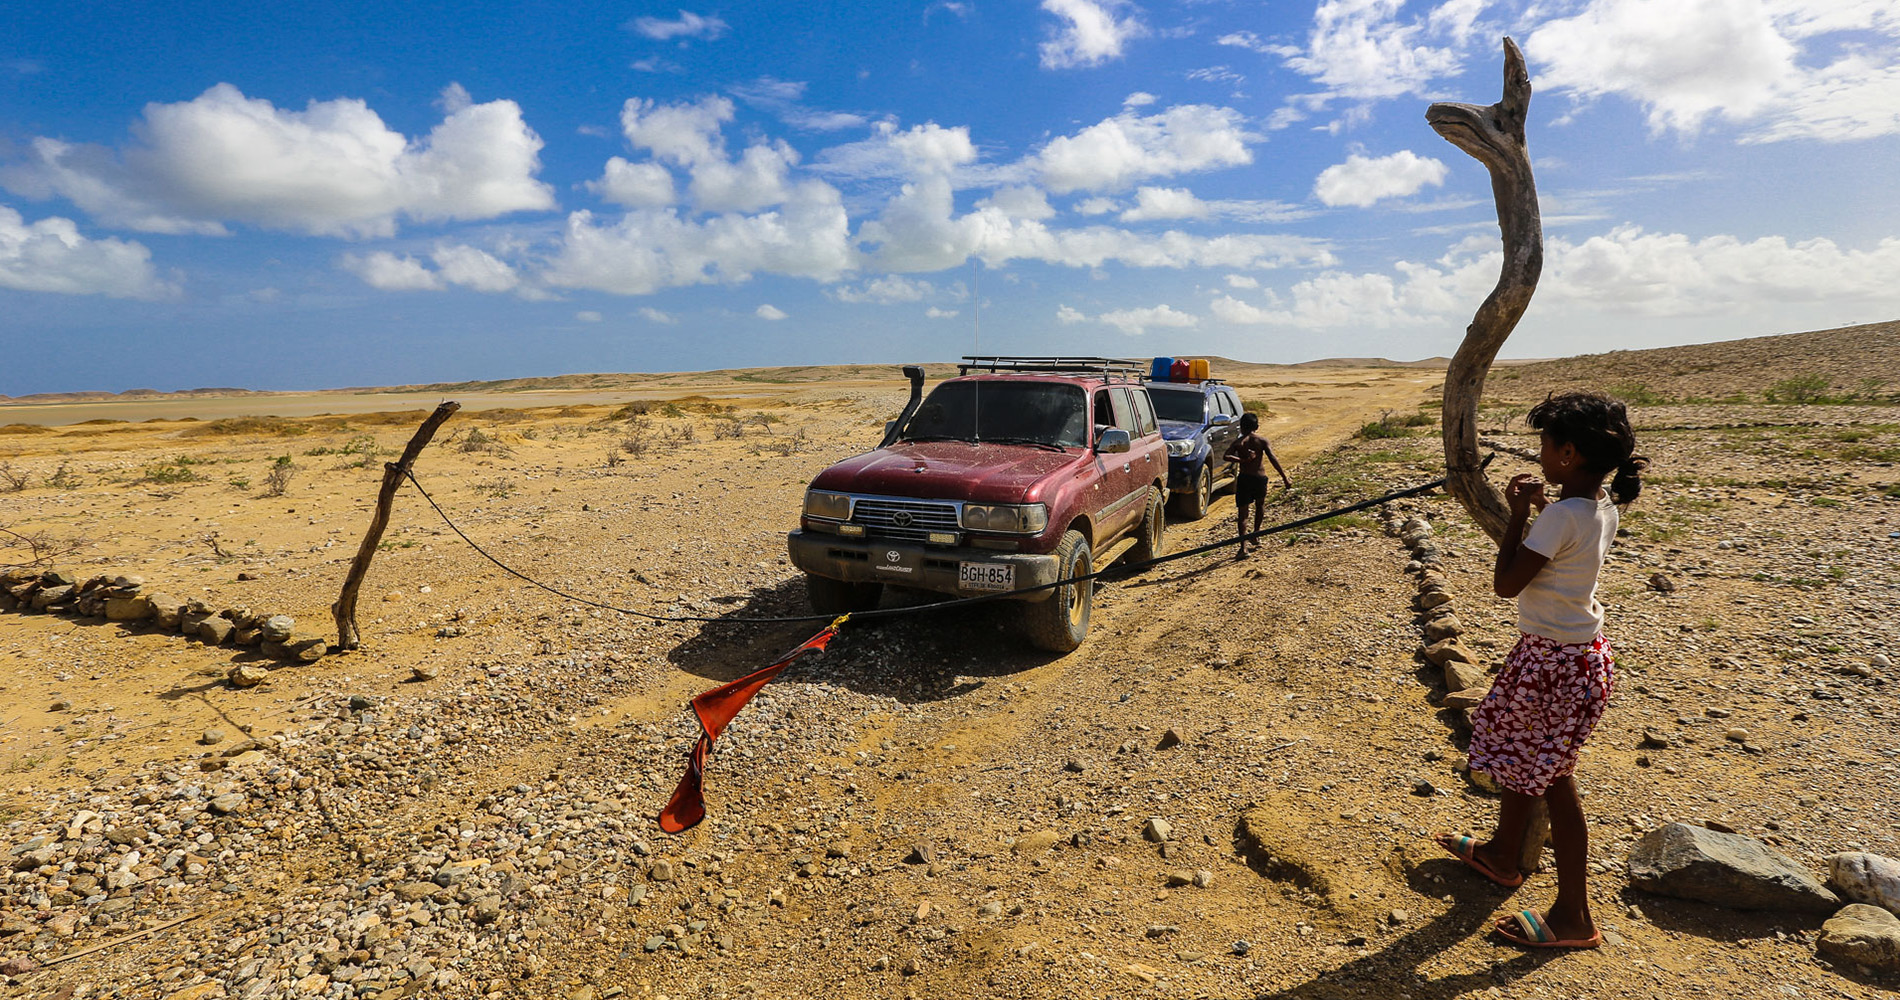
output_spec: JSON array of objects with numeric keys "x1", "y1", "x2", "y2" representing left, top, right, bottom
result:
[
  {"x1": 638, "y1": 306, "x2": 677, "y2": 324},
  {"x1": 0, "y1": 204, "x2": 176, "y2": 298},
  {"x1": 1033, "y1": 104, "x2": 1257, "y2": 194},
  {"x1": 1313, "y1": 150, "x2": 1449, "y2": 207},
  {"x1": 627, "y1": 10, "x2": 729, "y2": 41},
  {"x1": 1529, "y1": 0, "x2": 1900, "y2": 142},
  {"x1": 1039, "y1": 0, "x2": 1146, "y2": 69},
  {"x1": 339, "y1": 251, "x2": 443, "y2": 291},
  {"x1": 831, "y1": 274, "x2": 936, "y2": 304},
  {"x1": 1276, "y1": 0, "x2": 1475, "y2": 102},
  {"x1": 1, "y1": 84, "x2": 554, "y2": 238},
  {"x1": 1053, "y1": 301, "x2": 1199, "y2": 335},
  {"x1": 755, "y1": 303, "x2": 787, "y2": 320}
]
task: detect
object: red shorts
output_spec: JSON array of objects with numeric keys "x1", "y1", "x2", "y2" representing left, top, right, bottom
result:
[{"x1": 1467, "y1": 632, "x2": 1615, "y2": 795}]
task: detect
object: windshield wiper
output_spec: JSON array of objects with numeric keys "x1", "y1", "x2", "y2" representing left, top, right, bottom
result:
[
  {"x1": 978, "y1": 436, "x2": 1069, "y2": 452},
  {"x1": 900, "y1": 434, "x2": 975, "y2": 443}
]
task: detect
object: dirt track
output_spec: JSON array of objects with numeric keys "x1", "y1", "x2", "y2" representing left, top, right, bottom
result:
[{"x1": 1, "y1": 344, "x2": 1896, "y2": 999}]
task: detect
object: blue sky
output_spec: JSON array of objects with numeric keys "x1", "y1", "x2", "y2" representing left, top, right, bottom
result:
[{"x1": 3, "y1": 0, "x2": 1897, "y2": 394}]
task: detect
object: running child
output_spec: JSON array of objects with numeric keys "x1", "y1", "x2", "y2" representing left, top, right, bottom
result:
[
  {"x1": 1434, "y1": 391, "x2": 1646, "y2": 950},
  {"x1": 1222, "y1": 412, "x2": 1290, "y2": 559}
]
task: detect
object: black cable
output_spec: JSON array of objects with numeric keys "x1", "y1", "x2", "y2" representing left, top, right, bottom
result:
[{"x1": 399, "y1": 465, "x2": 1457, "y2": 627}]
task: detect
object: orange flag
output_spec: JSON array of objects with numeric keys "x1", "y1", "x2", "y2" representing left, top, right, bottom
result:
[{"x1": 657, "y1": 619, "x2": 846, "y2": 834}]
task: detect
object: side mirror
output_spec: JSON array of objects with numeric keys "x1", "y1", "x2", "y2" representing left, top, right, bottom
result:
[
  {"x1": 1095, "y1": 428, "x2": 1132, "y2": 454},
  {"x1": 1209, "y1": 413, "x2": 1234, "y2": 426}
]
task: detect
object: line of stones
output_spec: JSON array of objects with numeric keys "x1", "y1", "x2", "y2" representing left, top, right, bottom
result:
[{"x1": 0, "y1": 567, "x2": 327, "y2": 683}]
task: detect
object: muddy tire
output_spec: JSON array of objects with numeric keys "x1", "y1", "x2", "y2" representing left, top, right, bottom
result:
[
  {"x1": 1023, "y1": 530, "x2": 1092, "y2": 653},
  {"x1": 1170, "y1": 463, "x2": 1212, "y2": 521},
  {"x1": 1127, "y1": 486, "x2": 1166, "y2": 565},
  {"x1": 805, "y1": 574, "x2": 883, "y2": 615}
]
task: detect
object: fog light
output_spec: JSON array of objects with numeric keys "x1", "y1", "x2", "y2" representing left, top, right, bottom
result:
[
  {"x1": 925, "y1": 531, "x2": 960, "y2": 546},
  {"x1": 838, "y1": 524, "x2": 866, "y2": 538}
]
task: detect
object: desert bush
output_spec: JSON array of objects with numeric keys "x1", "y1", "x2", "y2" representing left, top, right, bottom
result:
[
  {"x1": 1242, "y1": 398, "x2": 1272, "y2": 416},
  {"x1": 611, "y1": 400, "x2": 658, "y2": 420},
  {"x1": 663, "y1": 422, "x2": 698, "y2": 444},
  {"x1": 1356, "y1": 412, "x2": 1426, "y2": 439},
  {"x1": 0, "y1": 464, "x2": 26, "y2": 492},
  {"x1": 604, "y1": 449, "x2": 623, "y2": 468},
  {"x1": 713, "y1": 418, "x2": 745, "y2": 440},
  {"x1": 181, "y1": 416, "x2": 307, "y2": 437},
  {"x1": 0, "y1": 526, "x2": 92, "y2": 566},
  {"x1": 1765, "y1": 374, "x2": 1831, "y2": 404},
  {"x1": 43, "y1": 462, "x2": 79, "y2": 490},
  {"x1": 620, "y1": 433, "x2": 649, "y2": 457},
  {"x1": 263, "y1": 455, "x2": 297, "y2": 496},
  {"x1": 228, "y1": 476, "x2": 251, "y2": 490},
  {"x1": 141, "y1": 455, "x2": 203, "y2": 484},
  {"x1": 474, "y1": 478, "x2": 516, "y2": 499},
  {"x1": 1606, "y1": 382, "x2": 1669, "y2": 406}
]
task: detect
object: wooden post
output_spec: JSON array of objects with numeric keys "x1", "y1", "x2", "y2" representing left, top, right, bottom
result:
[
  {"x1": 1428, "y1": 37, "x2": 1543, "y2": 545},
  {"x1": 331, "y1": 402, "x2": 460, "y2": 651}
]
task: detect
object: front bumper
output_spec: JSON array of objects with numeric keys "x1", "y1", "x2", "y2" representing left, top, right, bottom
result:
[
  {"x1": 1166, "y1": 453, "x2": 1205, "y2": 491},
  {"x1": 787, "y1": 530, "x2": 1061, "y2": 602}
]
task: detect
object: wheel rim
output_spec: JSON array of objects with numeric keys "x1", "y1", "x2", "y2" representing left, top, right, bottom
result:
[
  {"x1": 1066, "y1": 553, "x2": 1091, "y2": 629},
  {"x1": 1198, "y1": 466, "x2": 1211, "y2": 508}
]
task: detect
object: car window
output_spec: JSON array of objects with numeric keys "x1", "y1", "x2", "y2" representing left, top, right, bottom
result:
[
  {"x1": 1128, "y1": 388, "x2": 1158, "y2": 436},
  {"x1": 903, "y1": 381, "x2": 1089, "y2": 448},
  {"x1": 1146, "y1": 386, "x2": 1205, "y2": 423},
  {"x1": 1108, "y1": 387, "x2": 1136, "y2": 431}
]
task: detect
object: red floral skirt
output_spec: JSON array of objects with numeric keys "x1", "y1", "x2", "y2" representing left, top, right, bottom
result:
[{"x1": 1467, "y1": 632, "x2": 1615, "y2": 796}]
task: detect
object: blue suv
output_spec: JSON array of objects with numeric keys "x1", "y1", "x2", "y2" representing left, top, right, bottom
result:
[{"x1": 1145, "y1": 380, "x2": 1246, "y2": 520}]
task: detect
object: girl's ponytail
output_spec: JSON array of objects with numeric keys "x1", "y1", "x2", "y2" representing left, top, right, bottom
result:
[{"x1": 1611, "y1": 455, "x2": 1648, "y2": 506}]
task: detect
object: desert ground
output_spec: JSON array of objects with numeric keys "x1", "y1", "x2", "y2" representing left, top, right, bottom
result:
[{"x1": 1, "y1": 324, "x2": 1897, "y2": 1000}]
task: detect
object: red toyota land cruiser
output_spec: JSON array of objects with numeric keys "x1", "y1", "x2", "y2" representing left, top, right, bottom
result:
[{"x1": 787, "y1": 357, "x2": 1168, "y2": 651}]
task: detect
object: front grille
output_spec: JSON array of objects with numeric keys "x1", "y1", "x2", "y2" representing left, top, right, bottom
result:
[{"x1": 852, "y1": 498, "x2": 959, "y2": 540}]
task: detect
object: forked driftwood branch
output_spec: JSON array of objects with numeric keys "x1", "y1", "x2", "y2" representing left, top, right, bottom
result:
[
  {"x1": 1429, "y1": 36, "x2": 1542, "y2": 545},
  {"x1": 1430, "y1": 38, "x2": 1553, "y2": 873},
  {"x1": 332, "y1": 401, "x2": 460, "y2": 650}
]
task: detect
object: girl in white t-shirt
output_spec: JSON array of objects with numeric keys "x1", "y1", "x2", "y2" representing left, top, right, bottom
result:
[{"x1": 1435, "y1": 391, "x2": 1646, "y2": 950}]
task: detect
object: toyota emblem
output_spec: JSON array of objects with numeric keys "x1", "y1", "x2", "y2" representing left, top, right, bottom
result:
[
  {"x1": 885, "y1": 550, "x2": 901, "y2": 563},
  {"x1": 892, "y1": 510, "x2": 914, "y2": 527}
]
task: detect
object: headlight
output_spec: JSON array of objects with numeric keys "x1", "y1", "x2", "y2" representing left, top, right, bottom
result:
[
  {"x1": 961, "y1": 503, "x2": 1048, "y2": 534},
  {"x1": 804, "y1": 490, "x2": 852, "y2": 520},
  {"x1": 1166, "y1": 439, "x2": 1194, "y2": 456}
]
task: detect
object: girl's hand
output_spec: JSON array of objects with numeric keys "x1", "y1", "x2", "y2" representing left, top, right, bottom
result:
[{"x1": 1506, "y1": 474, "x2": 1546, "y2": 516}]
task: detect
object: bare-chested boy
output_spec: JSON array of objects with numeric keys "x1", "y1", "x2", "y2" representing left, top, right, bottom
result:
[{"x1": 1222, "y1": 412, "x2": 1290, "y2": 559}]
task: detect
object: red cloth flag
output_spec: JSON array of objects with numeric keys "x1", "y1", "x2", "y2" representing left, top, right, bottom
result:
[{"x1": 657, "y1": 620, "x2": 846, "y2": 834}]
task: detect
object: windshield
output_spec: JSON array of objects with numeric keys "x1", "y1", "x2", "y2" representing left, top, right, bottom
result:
[
  {"x1": 900, "y1": 381, "x2": 1088, "y2": 449},
  {"x1": 1147, "y1": 387, "x2": 1207, "y2": 423}
]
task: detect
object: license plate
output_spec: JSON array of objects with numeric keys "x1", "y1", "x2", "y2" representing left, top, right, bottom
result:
[{"x1": 959, "y1": 561, "x2": 1015, "y2": 592}]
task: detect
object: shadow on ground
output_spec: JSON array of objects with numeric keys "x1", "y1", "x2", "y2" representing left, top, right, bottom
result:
[
  {"x1": 1248, "y1": 858, "x2": 1556, "y2": 1000},
  {"x1": 663, "y1": 576, "x2": 1058, "y2": 703}
]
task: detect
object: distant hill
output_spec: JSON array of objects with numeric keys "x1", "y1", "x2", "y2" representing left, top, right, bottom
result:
[{"x1": 1486, "y1": 319, "x2": 1900, "y2": 405}]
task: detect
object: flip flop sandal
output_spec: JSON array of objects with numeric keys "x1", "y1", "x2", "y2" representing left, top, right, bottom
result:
[
  {"x1": 1495, "y1": 910, "x2": 1603, "y2": 949},
  {"x1": 1433, "y1": 832, "x2": 1525, "y2": 889}
]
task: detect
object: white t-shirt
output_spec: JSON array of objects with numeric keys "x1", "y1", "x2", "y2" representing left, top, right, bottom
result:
[{"x1": 1517, "y1": 494, "x2": 1619, "y2": 644}]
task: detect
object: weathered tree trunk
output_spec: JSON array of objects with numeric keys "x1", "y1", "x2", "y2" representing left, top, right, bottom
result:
[
  {"x1": 332, "y1": 402, "x2": 460, "y2": 650},
  {"x1": 1429, "y1": 37, "x2": 1542, "y2": 545}
]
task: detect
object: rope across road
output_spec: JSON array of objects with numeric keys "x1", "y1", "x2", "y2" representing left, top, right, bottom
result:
[{"x1": 398, "y1": 464, "x2": 1466, "y2": 628}]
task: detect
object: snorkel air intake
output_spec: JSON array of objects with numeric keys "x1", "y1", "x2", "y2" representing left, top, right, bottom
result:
[{"x1": 879, "y1": 365, "x2": 927, "y2": 448}]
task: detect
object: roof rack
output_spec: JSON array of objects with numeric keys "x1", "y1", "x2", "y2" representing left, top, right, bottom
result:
[
  {"x1": 957, "y1": 356, "x2": 1148, "y2": 377},
  {"x1": 1145, "y1": 377, "x2": 1228, "y2": 386}
]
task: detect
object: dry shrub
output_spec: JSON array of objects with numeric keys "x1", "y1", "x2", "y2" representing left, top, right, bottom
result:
[
  {"x1": 180, "y1": 416, "x2": 307, "y2": 437},
  {"x1": 0, "y1": 463, "x2": 26, "y2": 492},
  {"x1": 713, "y1": 418, "x2": 745, "y2": 440},
  {"x1": 620, "y1": 434, "x2": 649, "y2": 457},
  {"x1": 263, "y1": 456, "x2": 296, "y2": 496}
]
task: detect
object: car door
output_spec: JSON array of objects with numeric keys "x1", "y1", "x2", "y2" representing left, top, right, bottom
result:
[
  {"x1": 1125, "y1": 385, "x2": 1164, "y2": 495},
  {"x1": 1090, "y1": 386, "x2": 1142, "y2": 539}
]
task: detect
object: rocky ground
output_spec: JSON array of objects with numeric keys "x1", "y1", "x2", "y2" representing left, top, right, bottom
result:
[{"x1": 0, "y1": 337, "x2": 1896, "y2": 1000}]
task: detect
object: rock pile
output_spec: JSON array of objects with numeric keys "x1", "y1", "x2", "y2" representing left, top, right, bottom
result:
[
  {"x1": 1381, "y1": 512, "x2": 1490, "y2": 701},
  {"x1": 0, "y1": 567, "x2": 326, "y2": 671}
]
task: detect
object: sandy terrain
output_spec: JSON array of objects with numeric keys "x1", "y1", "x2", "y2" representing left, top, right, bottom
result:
[{"x1": 0, "y1": 337, "x2": 1895, "y2": 999}]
